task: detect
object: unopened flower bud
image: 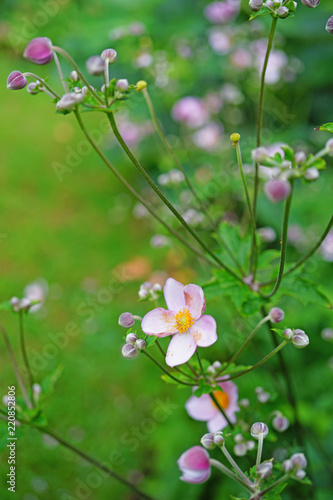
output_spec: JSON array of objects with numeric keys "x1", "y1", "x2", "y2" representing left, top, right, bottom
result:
[
  {"x1": 234, "y1": 443, "x2": 247, "y2": 456},
  {"x1": 290, "y1": 453, "x2": 307, "y2": 469},
  {"x1": 249, "y1": 0, "x2": 263, "y2": 11},
  {"x1": 326, "y1": 16, "x2": 333, "y2": 35},
  {"x1": 101, "y1": 48, "x2": 117, "y2": 63},
  {"x1": 269, "y1": 307, "x2": 285, "y2": 323},
  {"x1": 301, "y1": 0, "x2": 320, "y2": 6},
  {"x1": 295, "y1": 469, "x2": 306, "y2": 479},
  {"x1": 239, "y1": 398, "x2": 250, "y2": 408},
  {"x1": 10, "y1": 297, "x2": 20, "y2": 310},
  {"x1": 56, "y1": 93, "x2": 77, "y2": 111},
  {"x1": 212, "y1": 361, "x2": 222, "y2": 370},
  {"x1": 119, "y1": 312, "x2": 135, "y2": 328},
  {"x1": 20, "y1": 298, "x2": 31, "y2": 311},
  {"x1": 283, "y1": 459, "x2": 294, "y2": 472},
  {"x1": 134, "y1": 339, "x2": 146, "y2": 350},
  {"x1": 305, "y1": 167, "x2": 319, "y2": 181},
  {"x1": 272, "y1": 414, "x2": 290, "y2": 432},
  {"x1": 257, "y1": 461, "x2": 273, "y2": 479},
  {"x1": 213, "y1": 432, "x2": 224, "y2": 446},
  {"x1": 116, "y1": 79, "x2": 129, "y2": 91},
  {"x1": 138, "y1": 288, "x2": 149, "y2": 299},
  {"x1": 136, "y1": 80, "x2": 147, "y2": 92},
  {"x1": 251, "y1": 147, "x2": 268, "y2": 163},
  {"x1": 321, "y1": 328, "x2": 333, "y2": 341},
  {"x1": 294, "y1": 151, "x2": 306, "y2": 164},
  {"x1": 292, "y1": 329, "x2": 309, "y2": 349},
  {"x1": 265, "y1": 0, "x2": 274, "y2": 7},
  {"x1": 251, "y1": 422, "x2": 269, "y2": 439},
  {"x1": 27, "y1": 82, "x2": 39, "y2": 95},
  {"x1": 70, "y1": 70, "x2": 79, "y2": 82},
  {"x1": 207, "y1": 366, "x2": 216, "y2": 375},
  {"x1": 7, "y1": 71, "x2": 27, "y2": 90},
  {"x1": 125, "y1": 332, "x2": 137, "y2": 344},
  {"x1": 152, "y1": 283, "x2": 162, "y2": 292},
  {"x1": 230, "y1": 132, "x2": 241, "y2": 143},
  {"x1": 32, "y1": 383, "x2": 42, "y2": 403},
  {"x1": 325, "y1": 138, "x2": 333, "y2": 156},
  {"x1": 23, "y1": 37, "x2": 53, "y2": 65},
  {"x1": 264, "y1": 179, "x2": 291, "y2": 203},
  {"x1": 201, "y1": 433, "x2": 215, "y2": 450},
  {"x1": 122, "y1": 343, "x2": 138, "y2": 359},
  {"x1": 283, "y1": 328, "x2": 293, "y2": 340},
  {"x1": 247, "y1": 440, "x2": 255, "y2": 450},
  {"x1": 277, "y1": 6, "x2": 289, "y2": 17},
  {"x1": 86, "y1": 55, "x2": 105, "y2": 76}
]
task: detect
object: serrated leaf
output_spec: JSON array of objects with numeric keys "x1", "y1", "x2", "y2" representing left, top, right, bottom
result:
[
  {"x1": 274, "y1": 276, "x2": 332, "y2": 309},
  {"x1": 315, "y1": 122, "x2": 333, "y2": 133}
]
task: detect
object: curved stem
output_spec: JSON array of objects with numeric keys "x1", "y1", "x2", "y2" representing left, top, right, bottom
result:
[
  {"x1": 235, "y1": 142, "x2": 258, "y2": 275},
  {"x1": 209, "y1": 459, "x2": 255, "y2": 492},
  {"x1": 253, "y1": 17, "x2": 278, "y2": 217},
  {"x1": 221, "y1": 444, "x2": 253, "y2": 486},
  {"x1": 23, "y1": 73, "x2": 60, "y2": 99},
  {"x1": 52, "y1": 46, "x2": 104, "y2": 105},
  {"x1": 261, "y1": 214, "x2": 333, "y2": 286},
  {"x1": 143, "y1": 88, "x2": 245, "y2": 276},
  {"x1": 0, "y1": 321, "x2": 33, "y2": 410},
  {"x1": 220, "y1": 316, "x2": 270, "y2": 373},
  {"x1": 264, "y1": 179, "x2": 294, "y2": 298},
  {"x1": 219, "y1": 341, "x2": 288, "y2": 382},
  {"x1": 18, "y1": 312, "x2": 34, "y2": 389},
  {"x1": 73, "y1": 110, "x2": 213, "y2": 265},
  {"x1": 107, "y1": 112, "x2": 244, "y2": 284},
  {"x1": 53, "y1": 52, "x2": 68, "y2": 93},
  {"x1": 142, "y1": 350, "x2": 195, "y2": 386},
  {"x1": 35, "y1": 426, "x2": 156, "y2": 500}
]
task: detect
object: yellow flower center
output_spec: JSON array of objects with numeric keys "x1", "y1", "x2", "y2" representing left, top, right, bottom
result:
[
  {"x1": 173, "y1": 308, "x2": 195, "y2": 333},
  {"x1": 212, "y1": 390, "x2": 229, "y2": 410}
]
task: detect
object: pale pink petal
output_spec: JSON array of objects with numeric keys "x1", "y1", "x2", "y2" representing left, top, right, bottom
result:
[
  {"x1": 163, "y1": 277, "x2": 185, "y2": 312},
  {"x1": 141, "y1": 308, "x2": 177, "y2": 337},
  {"x1": 207, "y1": 412, "x2": 228, "y2": 433},
  {"x1": 184, "y1": 284, "x2": 206, "y2": 319},
  {"x1": 178, "y1": 446, "x2": 211, "y2": 484},
  {"x1": 185, "y1": 394, "x2": 218, "y2": 421},
  {"x1": 165, "y1": 331, "x2": 197, "y2": 367},
  {"x1": 189, "y1": 315, "x2": 217, "y2": 347}
]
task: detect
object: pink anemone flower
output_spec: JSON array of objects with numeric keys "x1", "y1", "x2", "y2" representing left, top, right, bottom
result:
[
  {"x1": 177, "y1": 446, "x2": 211, "y2": 484},
  {"x1": 185, "y1": 379, "x2": 239, "y2": 431},
  {"x1": 141, "y1": 278, "x2": 217, "y2": 367}
]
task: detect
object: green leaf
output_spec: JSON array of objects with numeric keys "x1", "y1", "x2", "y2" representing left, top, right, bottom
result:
[
  {"x1": 143, "y1": 334, "x2": 157, "y2": 347},
  {"x1": 0, "y1": 300, "x2": 12, "y2": 312},
  {"x1": 281, "y1": 145, "x2": 294, "y2": 162},
  {"x1": 304, "y1": 157, "x2": 326, "y2": 171},
  {"x1": 215, "y1": 223, "x2": 252, "y2": 271},
  {"x1": 271, "y1": 328, "x2": 285, "y2": 339},
  {"x1": 249, "y1": 6, "x2": 270, "y2": 20},
  {"x1": 315, "y1": 122, "x2": 333, "y2": 133},
  {"x1": 40, "y1": 364, "x2": 64, "y2": 403},
  {"x1": 274, "y1": 275, "x2": 332, "y2": 309},
  {"x1": 223, "y1": 363, "x2": 253, "y2": 376},
  {"x1": 193, "y1": 379, "x2": 214, "y2": 397}
]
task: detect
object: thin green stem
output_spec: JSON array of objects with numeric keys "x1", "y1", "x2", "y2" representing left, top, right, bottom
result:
[
  {"x1": 0, "y1": 321, "x2": 33, "y2": 410},
  {"x1": 73, "y1": 109, "x2": 213, "y2": 265},
  {"x1": 257, "y1": 474, "x2": 289, "y2": 498},
  {"x1": 256, "y1": 433, "x2": 264, "y2": 468},
  {"x1": 107, "y1": 112, "x2": 245, "y2": 284},
  {"x1": 219, "y1": 341, "x2": 288, "y2": 382},
  {"x1": 52, "y1": 46, "x2": 104, "y2": 105},
  {"x1": 156, "y1": 341, "x2": 197, "y2": 381},
  {"x1": 254, "y1": 16, "x2": 278, "y2": 217},
  {"x1": 261, "y1": 214, "x2": 333, "y2": 286},
  {"x1": 143, "y1": 88, "x2": 245, "y2": 276},
  {"x1": 221, "y1": 316, "x2": 270, "y2": 373},
  {"x1": 264, "y1": 179, "x2": 294, "y2": 298},
  {"x1": 53, "y1": 52, "x2": 68, "y2": 93},
  {"x1": 221, "y1": 444, "x2": 253, "y2": 486},
  {"x1": 104, "y1": 61, "x2": 109, "y2": 105},
  {"x1": 35, "y1": 426, "x2": 156, "y2": 500},
  {"x1": 186, "y1": 362, "x2": 200, "y2": 377},
  {"x1": 18, "y1": 312, "x2": 34, "y2": 389},
  {"x1": 209, "y1": 459, "x2": 255, "y2": 492},
  {"x1": 23, "y1": 72, "x2": 60, "y2": 99},
  {"x1": 235, "y1": 141, "x2": 258, "y2": 275},
  {"x1": 196, "y1": 350, "x2": 205, "y2": 377},
  {"x1": 142, "y1": 350, "x2": 195, "y2": 386}
]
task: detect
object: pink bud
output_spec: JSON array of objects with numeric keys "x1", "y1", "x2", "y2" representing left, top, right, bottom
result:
[
  {"x1": 86, "y1": 55, "x2": 105, "y2": 76},
  {"x1": 277, "y1": 6, "x2": 289, "y2": 17},
  {"x1": 121, "y1": 343, "x2": 137, "y2": 359},
  {"x1": 23, "y1": 37, "x2": 53, "y2": 65},
  {"x1": 282, "y1": 459, "x2": 294, "y2": 472},
  {"x1": 118, "y1": 312, "x2": 135, "y2": 328},
  {"x1": 305, "y1": 167, "x2": 319, "y2": 181},
  {"x1": 294, "y1": 151, "x2": 306, "y2": 164},
  {"x1": 20, "y1": 298, "x2": 31, "y2": 311},
  {"x1": 116, "y1": 79, "x2": 129, "y2": 91},
  {"x1": 295, "y1": 469, "x2": 306, "y2": 480},
  {"x1": 290, "y1": 453, "x2": 307, "y2": 469},
  {"x1": 283, "y1": 328, "x2": 293, "y2": 340},
  {"x1": 326, "y1": 16, "x2": 333, "y2": 35},
  {"x1": 177, "y1": 446, "x2": 211, "y2": 484},
  {"x1": 272, "y1": 414, "x2": 290, "y2": 432},
  {"x1": 251, "y1": 422, "x2": 269, "y2": 439},
  {"x1": 134, "y1": 339, "x2": 146, "y2": 350},
  {"x1": 269, "y1": 307, "x2": 285, "y2": 323},
  {"x1": 213, "y1": 432, "x2": 224, "y2": 446},
  {"x1": 292, "y1": 329, "x2": 309, "y2": 349},
  {"x1": 56, "y1": 93, "x2": 77, "y2": 111},
  {"x1": 7, "y1": 71, "x2": 27, "y2": 90},
  {"x1": 301, "y1": 0, "x2": 320, "y2": 7},
  {"x1": 27, "y1": 82, "x2": 39, "y2": 95},
  {"x1": 257, "y1": 461, "x2": 273, "y2": 479},
  {"x1": 126, "y1": 332, "x2": 137, "y2": 344},
  {"x1": 326, "y1": 138, "x2": 333, "y2": 156},
  {"x1": 101, "y1": 48, "x2": 117, "y2": 64},
  {"x1": 249, "y1": 0, "x2": 263, "y2": 11},
  {"x1": 264, "y1": 179, "x2": 291, "y2": 203},
  {"x1": 200, "y1": 433, "x2": 215, "y2": 450}
]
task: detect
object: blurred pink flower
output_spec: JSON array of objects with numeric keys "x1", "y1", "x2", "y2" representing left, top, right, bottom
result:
[
  {"x1": 204, "y1": 0, "x2": 240, "y2": 24},
  {"x1": 230, "y1": 48, "x2": 252, "y2": 69},
  {"x1": 185, "y1": 379, "x2": 239, "y2": 431},
  {"x1": 142, "y1": 278, "x2": 217, "y2": 367},
  {"x1": 23, "y1": 37, "x2": 53, "y2": 65},
  {"x1": 321, "y1": 230, "x2": 333, "y2": 262},
  {"x1": 208, "y1": 28, "x2": 231, "y2": 55},
  {"x1": 172, "y1": 97, "x2": 209, "y2": 128},
  {"x1": 178, "y1": 446, "x2": 211, "y2": 484},
  {"x1": 192, "y1": 123, "x2": 223, "y2": 151}
]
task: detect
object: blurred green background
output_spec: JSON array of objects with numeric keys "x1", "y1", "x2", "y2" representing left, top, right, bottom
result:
[{"x1": 0, "y1": 0, "x2": 332, "y2": 499}]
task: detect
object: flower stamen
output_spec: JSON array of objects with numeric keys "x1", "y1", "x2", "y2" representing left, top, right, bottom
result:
[{"x1": 174, "y1": 308, "x2": 195, "y2": 333}]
